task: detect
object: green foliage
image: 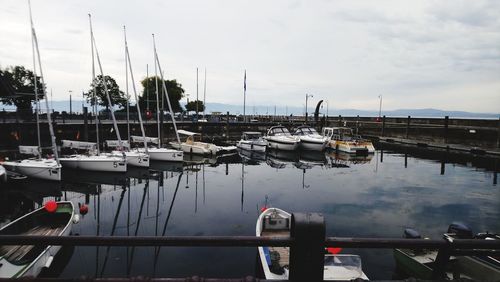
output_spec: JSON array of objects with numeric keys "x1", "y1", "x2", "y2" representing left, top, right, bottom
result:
[
  {"x1": 185, "y1": 100, "x2": 205, "y2": 113},
  {"x1": 84, "y1": 75, "x2": 127, "y2": 110},
  {"x1": 0, "y1": 66, "x2": 44, "y2": 111},
  {"x1": 138, "y1": 76, "x2": 184, "y2": 113}
]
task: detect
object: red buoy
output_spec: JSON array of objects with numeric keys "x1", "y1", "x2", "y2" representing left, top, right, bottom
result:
[
  {"x1": 145, "y1": 110, "x2": 153, "y2": 120},
  {"x1": 327, "y1": 247, "x2": 342, "y2": 254},
  {"x1": 45, "y1": 201, "x2": 58, "y2": 213},
  {"x1": 260, "y1": 206, "x2": 268, "y2": 212},
  {"x1": 79, "y1": 204, "x2": 89, "y2": 215}
]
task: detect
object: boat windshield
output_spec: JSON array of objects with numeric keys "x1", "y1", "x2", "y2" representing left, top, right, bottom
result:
[
  {"x1": 269, "y1": 127, "x2": 291, "y2": 136},
  {"x1": 324, "y1": 254, "x2": 363, "y2": 279},
  {"x1": 244, "y1": 133, "x2": 262, "y2": 140}
]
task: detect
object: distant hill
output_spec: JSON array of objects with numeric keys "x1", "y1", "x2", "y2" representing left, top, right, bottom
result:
[{"x1": 1, "y1": 101, "x2": 498, "y2": 119}]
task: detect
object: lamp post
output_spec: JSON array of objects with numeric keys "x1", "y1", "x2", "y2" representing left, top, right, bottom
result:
[
  {"x1": 69, "y1": 90, "x2": 73, "y2": 115},
  {"x1": 305, "y1": 93, "x2": 313, "y2": 123},
  {"x1": 378, "y1": 95, "x2": 383, "y2": 122}
]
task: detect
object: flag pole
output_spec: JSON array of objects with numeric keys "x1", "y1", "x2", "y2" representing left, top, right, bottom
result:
[{"x1": 243, "y1": 70, "x2": 246, "y2": 123}]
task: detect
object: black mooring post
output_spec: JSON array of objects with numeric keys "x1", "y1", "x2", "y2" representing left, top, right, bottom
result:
[
  {"x1": 338, "y1": 115, "x2": 342, "y2": 127},
  {"x1": 226, "y1": 111, "x2": 230, "y2": 141},
  {"x1": 289, "y1": 212, "x2": 325, "y2": 282},
  {"x1": 381, "y1": 115, "x2": 386, "y2": 137},
  {"x1": 432, "y1": 242, "x2": 451, "y2": 279},
  {"x1": 444, "y1": 116, "x2": 449, "y2": 143},
  {"x1": 83, "y1": 107, "x2": 89, "y2": 141},
  {"x1": 406, "y1": 115, "x2": 411, "y2": 139}
]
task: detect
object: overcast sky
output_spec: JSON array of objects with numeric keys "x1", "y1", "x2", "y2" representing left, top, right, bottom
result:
[{"x1": 0, "y1": 0, "x2": 499, "y2": 113}]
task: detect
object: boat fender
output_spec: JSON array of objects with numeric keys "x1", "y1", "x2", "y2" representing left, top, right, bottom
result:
[
  {"x1": 447, "y1": 222, "x2": 473, "y2": 239},
  {"x1": 79, "y1": 203, "x2": 89, "y2": 215},
  {"x1": 72, "y1": 214, "x2": 80, "y2": 224},
  {"x1": 45, "y1": 201, "x2": 58, "y2": 213},
  {"x1": 403, "y1": 228, "x2": 421, "y2": 239},
  {"x1": 44, "y1": 256, "x2": 54, "y2": 268}
]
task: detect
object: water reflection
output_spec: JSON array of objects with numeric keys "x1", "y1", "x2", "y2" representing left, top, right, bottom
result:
[{"x1": 0, "y1": 147, "x2": 498, "y2": 280}]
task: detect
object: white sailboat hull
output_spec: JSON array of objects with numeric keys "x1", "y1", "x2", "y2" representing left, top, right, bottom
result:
[
  {"x1": 110, "y1": 151, "x2": 150, "y2": 167},
  {"x1": 1, "y1": 159, "x2": 61, "y2": 181},
  {"x1": 138, "y1": 148, "x2": 183, "y2": 162},
  {"x1": 59, "y1": 155, "x2": 127, "y2": 172}
]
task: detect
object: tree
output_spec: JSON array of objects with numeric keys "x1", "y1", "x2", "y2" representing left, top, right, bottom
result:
[
  {"x1": 138, "y1": 76, "x2": 184, "y2": 113},
  {"x1": 84, "y1": 75, "x2": 127, "y2": 110},
  {"x1": 0, "y1": 66, "x2": 44, "y2": 112},
  {"x1": 185, "y1": 100, "x2": 205, "y2": 113}
]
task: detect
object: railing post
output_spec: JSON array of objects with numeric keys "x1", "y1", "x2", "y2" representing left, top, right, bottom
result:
[
  {"x1": 381, "y1": 115, "x2": 386, "y2": 137},
  {"x1": 432, "y1": 239, "x2": 452, "y2": 279},
  {"x1": 289, "y1": 212, "x2": 325, "y2": 282},
  {"x1": 406, "y1": 115, "x2": 411, "y2": 139},
  {"x1": 444, "y1": 115, "x2": 449, "y2": 143}
]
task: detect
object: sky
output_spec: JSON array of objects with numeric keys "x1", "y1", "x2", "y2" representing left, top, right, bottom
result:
[{"x1": 0, "y1": 0, "x2": 499, "y2": 113}]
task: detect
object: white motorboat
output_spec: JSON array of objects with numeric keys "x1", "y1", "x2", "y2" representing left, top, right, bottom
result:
[
  {"x1": 170, "y1": 130, "x2": 220, "y2": 155},
  {"x1": 322, "y1": 127, "x2": 375, "y2": 154},
  {"x1": 59, "y1": 140, "x2": 127, "y2": 172},
  {"x1": 264, "y1": 126, "x2": 300, "y2": 151},
  {"x1": 236, "y1": 132, "x2": 267, "y2": 152},
  {"x1": 0, "y1": 165, "x2": 6, "y2": 182},
  {"x1": 256, "y1": 207, "x2": 369, "y2": 280},
  {"x1": 0, "y1": 201, "x2": 77, "y2": 278},
  {"x1": 293, "y1": 126, "x2": 328, "y2": 151}
]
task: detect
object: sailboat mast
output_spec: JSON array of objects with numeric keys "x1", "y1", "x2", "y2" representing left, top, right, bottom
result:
[
  {"x1": 28, "y1": 0, "x2": 41, "y2": 158},
  {"x1": 89, "y1": 14, "x2": 100, "y2": 154},
  {"x1": 29, "y1": 0, "x2": 59, "y2": 162},
  {"x1": 89, "y1": 15, "x2": 124, "y2": 150},
  {"x1": 196, "y1": 67, "x2": 199, "y2": 116},
  {"x1": 124, "y1": 26, "x2": 148, "y2": 152},
  {"x1": 153, "y1": 37, "x2": 181, "y2": 144},
  {"x1": 203, "y1": 68, "x2": 206, "y2": 119},
  {"x1": 125, "y1": 27, "x2": 130, "y2": 146},
  {"x1": 153, "y1": 34, "x2": 161, "y2": 148}
]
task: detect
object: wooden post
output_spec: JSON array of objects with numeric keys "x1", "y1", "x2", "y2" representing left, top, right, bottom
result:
[
  {"x1": 289, "y1": 213, "x2": 325, "y2": 282},
  {"x1": 497, "y1": 117, "x2": 500, "y2": 148},
  {"x1": 381, "y1": 115, "x2": 386, "y2": 137},
  {"x1": 444, "y1": 116, "x2": 449, "y2": 143},
  {"x1": 226, "y1": 111, "x2": 229, "y2": 141},
  {"x1": 83, "y1": 107, "x2": 89, "y2": 141},
  {"x1": 406, "y1": 115, "x2": 411, "y2": 139}
]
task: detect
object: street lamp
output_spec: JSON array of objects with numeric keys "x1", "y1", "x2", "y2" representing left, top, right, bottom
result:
[
  {"x1": 305, "y1": 93, "x2": 313, "y2": 122},
  {"x1": 377, "y1": 95, "x2": 383, "y2": 122}
]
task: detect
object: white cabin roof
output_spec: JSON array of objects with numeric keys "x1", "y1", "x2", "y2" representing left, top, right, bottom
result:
[{"x1": 177, "y1": 129, "x2": 200, "y2": 136}]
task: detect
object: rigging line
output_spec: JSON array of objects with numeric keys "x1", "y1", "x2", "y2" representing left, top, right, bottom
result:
[
  {"x1": 124, "y1": 26, "x2": 148, "y2": 152},
  {"x1": 153, "y1": 34, "x2": 161, "y2": 148},
  {"x1": 89, "y1": 15, "x2": 124, "y2": 152}
]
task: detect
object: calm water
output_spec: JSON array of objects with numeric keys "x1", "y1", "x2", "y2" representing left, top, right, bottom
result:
[{"x1": 1, "y1": 144, "x2": 499, "y2": 279}]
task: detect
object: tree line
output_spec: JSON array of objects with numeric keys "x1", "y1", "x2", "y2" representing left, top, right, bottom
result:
[{"x1": 0, "y1": 65, "x2": 205, "y2": 114}]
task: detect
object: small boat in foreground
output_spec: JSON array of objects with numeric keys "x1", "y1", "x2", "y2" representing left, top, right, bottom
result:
[
  {"x1": 171, "y1": 130, "x2": 236, "y2": 155},
  {"x1": 236, "y1": 132, "x2": 267, "y2": 152},
  {"x1": 394, "y1": 222, "x2": 500, "y2": 280},
  {"x1": 264, "y1": 126, "x2": 300, "y2": 151},
  {"x1": 0, "y1": 201, "x2": 76, "y2": 278},
  {"x1": 256, "y1": 207, "x2": 369, "y2": 280}
]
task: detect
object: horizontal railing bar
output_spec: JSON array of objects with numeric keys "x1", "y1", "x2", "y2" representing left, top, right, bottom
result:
[{"x1": 0, "y1": 235, "x2": 499, "y2": 250}]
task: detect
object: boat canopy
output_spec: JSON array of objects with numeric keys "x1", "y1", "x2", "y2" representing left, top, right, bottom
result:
[
  {"x1": 242, "y1": 132, "x2": 262, "y2": 140},
  {"x1": 105, "y1": 140, "x2": 130, "y2": 149},
  {"x1": 18, "y1": 146, "x2": 40, "y2": 156},
  {"x1": 61, "y1": 140, "x2": 97, "y2": 150},
  {"x1": 267, "y1": 126, "x2": 291, "y2": 136},
  {"x1": 177, "y1": 129, "x2": 200, "y2": 136},
  {"x1": 294, "y1": 126, "x2": 319, "y2": 136},
  {"x1": 131, "y1": 135, "x2": 159, "y2": 145}
]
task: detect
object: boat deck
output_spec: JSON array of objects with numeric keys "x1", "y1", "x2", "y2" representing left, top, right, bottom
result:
[
  {"x1": 0, "y1": 225, "x2": 63, "y2": 263},
  {"x1": 261, "y1": 230, "x2": 290, "y2": 268}
]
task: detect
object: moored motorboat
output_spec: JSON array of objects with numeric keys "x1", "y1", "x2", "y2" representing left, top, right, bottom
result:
[
  {"x1": 293, "y1": 126, "x2": 328, "y2": 151},
  {"x1": 170, "y1": 130, "x2": 220, "y2": 155},
  {"x1": 0, "y1": 201, "x2": 77, "y2": 278},
  {"x1": 322, "y1": 127, "x2": 375, "y2": 154},
  {"x1": 256, "y1": 207, "x2": 369, "y2": 280},
  {"x1": 237, "y1": 132, "x2": 267, "y2": 152},
  {"x1": 264, "y1": 126, "x2": 300, "y2": 151},
  {"x1": 394, "y1": 223, "x2": 500, "y2": 280}
]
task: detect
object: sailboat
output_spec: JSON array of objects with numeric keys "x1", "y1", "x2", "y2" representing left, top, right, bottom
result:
[
  {"x1": 107, "y1": 26, "x2": 150, "y2": 168},
  {"x1": 1, "y1": 2, "x2": 61, "y2": 181},
  {"x1": 59, "y1": 14, "x2": 127, "y2": 172},
  {"x1": 135, "y1": 34, "x2": 183, "y2": 162}
]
